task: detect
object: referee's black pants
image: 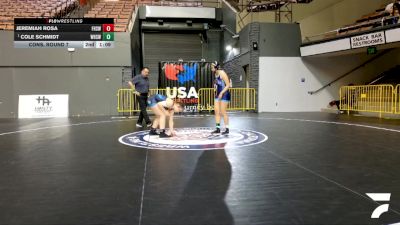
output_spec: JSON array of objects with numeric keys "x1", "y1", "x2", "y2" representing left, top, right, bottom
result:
[{"x1": 137, "y1": 94, "x2": 151, "y2": 125}]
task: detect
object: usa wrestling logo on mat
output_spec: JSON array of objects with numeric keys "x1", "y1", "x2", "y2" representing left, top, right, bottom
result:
[{"x1": 119, "y1": 127, "x2": 268, "y2": 150}]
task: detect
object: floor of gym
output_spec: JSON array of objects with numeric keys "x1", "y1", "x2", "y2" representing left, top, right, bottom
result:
[{"x1": 0, "y1": 112, "x2": 400, "y2": 225}]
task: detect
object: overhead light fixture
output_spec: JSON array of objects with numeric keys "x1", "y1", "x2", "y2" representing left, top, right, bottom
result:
[{"x1": 226, "y1": 45, "x2": 232, "y2": 51}]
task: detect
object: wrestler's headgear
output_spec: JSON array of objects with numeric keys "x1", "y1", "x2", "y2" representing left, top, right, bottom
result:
[{"x1": 211, "y1": 61, "x2": 220, "y2": 70}]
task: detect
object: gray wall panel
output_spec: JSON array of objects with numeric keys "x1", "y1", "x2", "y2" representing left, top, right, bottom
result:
[
  {"x1": 259, "y1": 23, "x2": 301, "y2": 57},
  {"x1": 0, "y1": 67, "x2": 122, "y2": 118},
  {"x1": 221, "y1": 1, "x2": 238, "y2": 62},
  {"x1": 0, "y1": 30, "x2": 131, "y2": 118},
  {"x1": 0, "y1": 68, "x2": 15, "y2": 117},
  {"x1": 223, "y1": 23, "x2": 260, "y2": 110},
  {"x1": 202, "y1": 30, "x2": 222, "y2": 62},
  {"x1": 223, "y1": 22, "x2": 302, "y2": 111},
  {"x1": 239, "y1": 25, "x2": 250, "y2": 54},
  {"x1": 131, "y1": 12, "x2": 142, "y2": 75}
]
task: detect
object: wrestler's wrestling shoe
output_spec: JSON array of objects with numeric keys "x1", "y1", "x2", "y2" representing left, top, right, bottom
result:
[
  {"x1": 222, "y1": 128, "x2": 229, "y2": 135},
  {"x1": 159, "y1": 131, "x2": 172, "y2": 138},
  {"x1": 149, "y1": 128, "x2": 158, "y2": 136},
  {"x1": 211, "y1": 128, "x2": 221, "y2": 134}
]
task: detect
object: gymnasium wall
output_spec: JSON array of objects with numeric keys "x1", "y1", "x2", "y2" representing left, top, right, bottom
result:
[
  {"x1": 258, "y1": 23, "x2": 301, "y2": 57},
  {"x1": 222, "y1": 1, "x2": 239, "y2": 62},
  {"x1": 235, "y1": 0, "x2": 340, "y2": 32},
  {"x1": 0, "y1": 31, "x2": 131, "y2": 118},
  {"x1": 223, "y1": 23, "x2": 260, "y2": 105},
  {"x1": 203, "y1": 30, "x2": 223, "y2": 63},
  {"x1": 235, "y1": 0, "x2": 393, "y2": 35},
  {"x1": 258, "y1": 48, "x2": 400, "y2": 112},
  {"x1": 224, "y1": 23, "x2": 301, "y2": 110},
  {"x1": 223, "y1": 22, "x2": 400, "y2": 112}
]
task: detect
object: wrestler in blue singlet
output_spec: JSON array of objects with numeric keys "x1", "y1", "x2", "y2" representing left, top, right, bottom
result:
[
  {"x1": 215, "y1": 73, "x2": 231, "y2": 102},
  {"x1": 147, "y1": 94, "x2": 167, "y2": 108}
]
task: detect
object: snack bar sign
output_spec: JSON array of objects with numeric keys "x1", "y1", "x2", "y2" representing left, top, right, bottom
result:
[{"x1": 351, "y1": 31, "x2": 385, "y2": 49}]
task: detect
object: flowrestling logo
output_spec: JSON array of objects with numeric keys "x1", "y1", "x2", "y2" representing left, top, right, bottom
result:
[
  {"x1": 366, "y1": 193, "x2": 391, "y2": 219},
  {"x1": 118, "y1": 127, "x2": 268, "y2": 150}
]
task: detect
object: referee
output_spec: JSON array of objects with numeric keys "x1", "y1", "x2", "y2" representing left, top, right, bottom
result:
[{"x1": 128, "y1": 67, "x2": 152, "y2": 128}]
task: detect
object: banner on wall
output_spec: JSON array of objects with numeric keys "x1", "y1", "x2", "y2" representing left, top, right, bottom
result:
[
  {"x1": 158, "y1": 61, "x2": 214, "y2": 112},
  {"x1": 18, "y1": 94, "x2": 69, "y2": 118}
]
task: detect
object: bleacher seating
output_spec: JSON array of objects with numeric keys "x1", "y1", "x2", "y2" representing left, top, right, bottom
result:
[
  {"x1": 338, "y1": 4, "x2": 399, "y2": 35},
  {"x1": 84, "y1": 0, "x2": 135, "y2": 32},
  {"x1": 0, "y1": 0, "x2": 206, "y2": 32},
  {"x1": 327, "y1": 2, "x2": 399, "y2": 39},
  {"x1": 304, "y1": 2, "x2": 400, "y2": 42},
  {"x1": 136, "y1": 0, "x2": 203, "y2": 7},
  {"x1": 247, "y1": 0, "x2": 313, "y2": 12},
  {"x1": 83, "y1": 0, "x2": 204, "y2": 32},
  {"x1": 0, "y1": 0, "x2": 78, "y2": 30}
]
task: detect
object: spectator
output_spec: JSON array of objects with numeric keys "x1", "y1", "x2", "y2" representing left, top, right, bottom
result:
[
  {"x1": 385, "y1": 1, "x2": 400, "y2": 16},
  {"x1": 329, "y1": 100, "x2": 344, "y2": 114}
]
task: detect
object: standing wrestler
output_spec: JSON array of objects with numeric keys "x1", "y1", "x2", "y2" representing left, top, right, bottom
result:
[{"x1": 211, "y1": 61, "x2": 231, "y2": 135}]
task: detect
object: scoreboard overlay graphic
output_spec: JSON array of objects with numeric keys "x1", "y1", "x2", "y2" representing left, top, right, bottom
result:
[{"x1": 13, "y1": 18, "x2": 115, "y2": 48}]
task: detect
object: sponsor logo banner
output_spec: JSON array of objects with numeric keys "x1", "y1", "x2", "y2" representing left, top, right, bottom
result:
[
  {"x1": 18, "y1": 94, "x2": 69, "y2": 118},
  {"x1": 159, "y1": 62, "x2": 214, "y2": 113}
]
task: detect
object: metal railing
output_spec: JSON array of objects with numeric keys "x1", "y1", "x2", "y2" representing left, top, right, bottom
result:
[
  {"x1": 197, "y1": 88, "x2": 256, "y2": 111},
  {"x1": 117, "y1": 88, "x2": 257, "y2": 113},
  {"x1": 339, "y1": 84, "x2": 397, "y2": 117},
  {"x1": 117, "y1": 88, "x2": 167, "y2": 113},
  {"x1": 303, "y1": 16, "x2": 400, "y2": 44}
]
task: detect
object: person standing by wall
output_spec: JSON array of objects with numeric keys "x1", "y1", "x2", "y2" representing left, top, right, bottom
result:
[{"x1": 128, "y1": 67, "x2": 152, "y2": 128}]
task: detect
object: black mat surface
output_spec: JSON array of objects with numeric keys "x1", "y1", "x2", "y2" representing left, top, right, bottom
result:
[{"x1": 0, "y1": 113, "x2": 399, "y2": 225}]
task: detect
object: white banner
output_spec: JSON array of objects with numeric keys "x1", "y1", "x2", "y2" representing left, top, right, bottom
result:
[
  {"x1": 385, "y1": 27, "x2": 400, "y2": 43},
  {"x1": 18, "y1": 94, "x2": 69, "y2": 118},
  {"x1": 351, "y1": 31, "x2": 385, "y2": 49}
]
